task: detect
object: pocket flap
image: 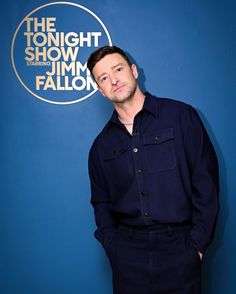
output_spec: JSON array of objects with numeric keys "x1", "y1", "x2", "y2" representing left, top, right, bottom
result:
[
  {"x1": 103, "y1": 141, "x2": 128, "y2": 160},
  {"x1": 143, "y1": 128, "x2": 174, "y2": 145}
]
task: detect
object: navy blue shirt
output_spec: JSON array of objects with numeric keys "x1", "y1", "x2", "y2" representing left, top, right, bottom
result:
[{"x1": 89, "y1": 92, "x2": 219, "y2": 253}]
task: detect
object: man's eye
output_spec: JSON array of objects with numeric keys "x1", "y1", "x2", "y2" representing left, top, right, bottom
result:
[
  {"x1": 100, "y1": 76, "x2": 108, "y2": 82},
  {"x1": 116, "y1": 67, "x2": 123, "y2": 72}
]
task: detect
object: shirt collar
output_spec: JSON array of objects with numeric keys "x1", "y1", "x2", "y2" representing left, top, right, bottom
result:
[
  {"x1": 109, "y1": 91, "x2": 158, "y2": 125},
  {"x1": 142, "y1": 91, "x2": 158, "y2": 117}
]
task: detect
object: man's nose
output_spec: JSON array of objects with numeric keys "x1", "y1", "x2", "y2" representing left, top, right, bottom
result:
[{"x1": 110, "y1": 74, "x2": 118, "y2": 85}]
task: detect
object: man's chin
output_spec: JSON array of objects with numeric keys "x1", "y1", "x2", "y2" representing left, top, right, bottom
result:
[
  {"x1": 112, "y1": 89, "x2": 136, "y2": 104},
  {"x1": 112, "y1": 96, "x2": 130, "y2": 104}
]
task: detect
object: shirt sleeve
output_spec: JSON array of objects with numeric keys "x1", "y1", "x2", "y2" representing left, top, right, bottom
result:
[
  {"x1": 88, "y1": 143, "x2": 118, "y2": 251},
  {"x1": 181, "y1": 105, "x2": 219, "y2": 254}
]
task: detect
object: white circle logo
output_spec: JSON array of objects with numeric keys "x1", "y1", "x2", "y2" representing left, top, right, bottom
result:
[{"x1": 11, "y1": 2, "x2": 112, "y2": 105}]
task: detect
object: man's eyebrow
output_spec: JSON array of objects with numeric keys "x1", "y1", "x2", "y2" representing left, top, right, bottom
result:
[
  {"x1": 97, "y1": 63, "x2": 125, "y2": 81},
  {"x1": 111, "y1": 62, "x2": 125, "y2": 70}
]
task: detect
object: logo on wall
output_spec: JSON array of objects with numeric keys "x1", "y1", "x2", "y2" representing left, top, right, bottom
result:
[{"x1": 11, "y1": 2, "x2": 112, "y2": 105}]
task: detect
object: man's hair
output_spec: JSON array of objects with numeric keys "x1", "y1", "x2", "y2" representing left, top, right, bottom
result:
[{"x1": 87, "y1": 45, "x2": 132, "y2": 78}]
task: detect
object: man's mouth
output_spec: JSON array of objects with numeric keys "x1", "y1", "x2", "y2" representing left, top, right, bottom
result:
[{"x1": 113, "y1": 85, "x2": 125, "y2": 93}]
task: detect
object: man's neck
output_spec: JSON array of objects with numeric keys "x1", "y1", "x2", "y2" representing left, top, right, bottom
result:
[{"x1": 114, "y1": 87, "x2": 145, "y2": 125}]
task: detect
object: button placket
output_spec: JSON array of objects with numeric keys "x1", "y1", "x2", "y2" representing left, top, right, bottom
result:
[{"x1": 131, "y1": 120, "x2": 151, "y2": 224}]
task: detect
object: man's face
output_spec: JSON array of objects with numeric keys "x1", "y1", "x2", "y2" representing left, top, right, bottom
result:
[{"x1": 92, "y1": 53, "x2": 138, "y2": 104}]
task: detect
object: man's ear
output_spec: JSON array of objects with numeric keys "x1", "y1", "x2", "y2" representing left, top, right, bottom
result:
[{"x1": 131, "y1": 64, "x2": 139, "y2": 80}]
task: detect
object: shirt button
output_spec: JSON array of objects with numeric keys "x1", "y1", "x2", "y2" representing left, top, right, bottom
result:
[
  {"x1": 140, "y1": 191, "x2": 145, "y2": 196},
  {"x1": 144, "y1": 212, "x2": 149, "y2": 218},
  {"x1": 136, "y1": 169, "x2": 143, "y2": 174},
  {"x1": 155, "y1": 136, "x2": 160, "y2": 142},
  {"x1": 133, "y1": 148, "x2": 138, "y2": 153}
]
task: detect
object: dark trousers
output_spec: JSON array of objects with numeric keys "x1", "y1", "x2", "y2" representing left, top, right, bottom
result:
[{"x1": 106, "y1": 225, "x2": 201, "y2": 294}]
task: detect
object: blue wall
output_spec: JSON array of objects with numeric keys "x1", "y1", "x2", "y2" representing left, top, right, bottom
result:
[{"x1": 1, "y1": 0, "x2": 235, "y2": 293}]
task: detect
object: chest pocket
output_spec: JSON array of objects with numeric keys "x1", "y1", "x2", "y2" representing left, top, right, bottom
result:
[
  {"x1": 143, "y1": 128, "x2": 176, "y2": 173},
  {"x1": 103, "y1": 141, "x2": 128, "y2": 161},
  {"x1": 102, "y1": 141, "x2": 133, "y2": 192}
]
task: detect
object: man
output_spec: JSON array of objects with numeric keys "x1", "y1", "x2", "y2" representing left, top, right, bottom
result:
[{"x1": 87, "y1": 45, "x2": 219, "y2": 294}]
